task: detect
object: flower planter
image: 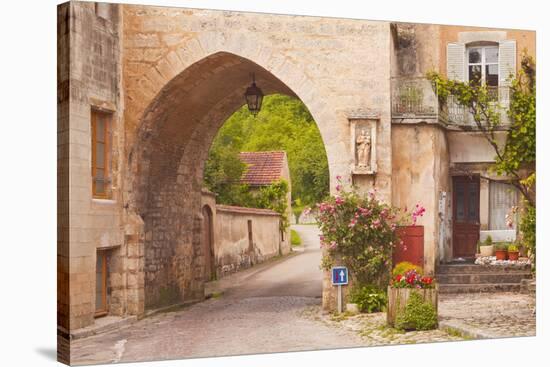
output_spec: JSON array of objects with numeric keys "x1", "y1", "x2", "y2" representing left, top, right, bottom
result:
[
  {"x1": 393, "y1": 225, "x2": 424, "y2": 268},
  {"x1": 387, "y1": 285, "x2": 438, "y2": 327},
  {"x1": 480, "y1": 245, "x2": 494, "y2": 257},
  {"x1": 495, "y1": 249, "x2": 508, "y2": 261},
  {"x1": 508, "y1": 251, "x2": 519, "y2": 261}
]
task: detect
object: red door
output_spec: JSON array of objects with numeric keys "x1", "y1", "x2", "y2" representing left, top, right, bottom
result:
[{"x1": 452, "y1": 176, "x2": 480, "y2": 258}]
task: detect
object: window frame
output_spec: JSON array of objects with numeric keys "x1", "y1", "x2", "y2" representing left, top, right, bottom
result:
[
  {"x1": 91, "y1": 109, "x2": 112, "y2": 199},
  {"x1": 466, "y1": 44, "x2": 499, "y2": 86}
]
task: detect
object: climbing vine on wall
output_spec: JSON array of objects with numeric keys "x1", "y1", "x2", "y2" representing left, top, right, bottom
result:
[{"x1": 426, "y1": 53, "x2": 536, "y2": 207}]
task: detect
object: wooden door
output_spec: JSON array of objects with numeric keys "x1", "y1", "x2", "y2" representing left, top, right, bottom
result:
[
  {"x1": 95, "y1": 250, "x2": 109, "y2": 317},
  {"x1": 202, "y1": 206, "x2": 215, "y2": 281},
  {"x1": 452, "y1": 176, "x2": 480, "y2": 258}
]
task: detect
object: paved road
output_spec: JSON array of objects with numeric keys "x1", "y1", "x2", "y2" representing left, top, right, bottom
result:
[{"x1": 71, "y1": 225, "x2": 365, "y2": 365}]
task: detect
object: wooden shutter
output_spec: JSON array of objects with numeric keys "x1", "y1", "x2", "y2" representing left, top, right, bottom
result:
[
  {"x1": 498, "y1": 40, "x2": 516, "y2": 87},
  {"x1": 447, "y1": 43, "x2": 465, "y2": 81}
]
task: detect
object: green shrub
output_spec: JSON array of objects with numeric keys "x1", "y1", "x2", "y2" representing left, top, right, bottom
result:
[
  {"x1": 484, "y1": 235, "x2": 493, "y2": 246},
  {"x1": 348, "y1": 284, "x2": 387, "y2": 313},
  {"x1": 395, "y1": 292, "x2": 438, "y2": 331},
  {"x1": 508, "y1": 244, "x2": 518, "y2": 252},
  {"x1": 290, "y1": 229, "x2": 302, "y2": 246},
  {"x1": 392, "y1": 261, "x2": 423, "y2": 277},
  {"x1": 520, "y1": 203, "x2": 535, "y2": 271}
]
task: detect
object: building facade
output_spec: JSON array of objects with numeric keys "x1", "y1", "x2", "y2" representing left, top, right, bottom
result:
[{"x1": 57, "y1": 1, "x2": 535, "y2": 344}]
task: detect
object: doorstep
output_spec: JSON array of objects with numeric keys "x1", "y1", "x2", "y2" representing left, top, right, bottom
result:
[{"x1": 70, "y1": 315, "x2": 138, "y2": 340}]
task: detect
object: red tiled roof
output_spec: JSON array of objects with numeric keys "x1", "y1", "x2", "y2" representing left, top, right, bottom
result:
[{"x1": 239, "y1": 151, "x2": 286, "y2": 186}]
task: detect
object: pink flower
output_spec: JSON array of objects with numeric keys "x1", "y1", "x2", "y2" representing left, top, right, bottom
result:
[
  {"x1": 336, "y1": 184, "x2": 342, "y2": 192},
  {"x1": 335, "y1": 196, "x2": 344, "y2": 205}
]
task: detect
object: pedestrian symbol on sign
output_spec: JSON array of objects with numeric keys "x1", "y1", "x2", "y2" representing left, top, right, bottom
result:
[{"x1": 331, "y1": 266, "x2": 348, "y2": 285}]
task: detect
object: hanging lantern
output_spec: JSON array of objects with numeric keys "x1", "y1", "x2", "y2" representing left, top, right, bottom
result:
[{"x1": 244, "y1": 73, "x2": 264, "y2": 116}]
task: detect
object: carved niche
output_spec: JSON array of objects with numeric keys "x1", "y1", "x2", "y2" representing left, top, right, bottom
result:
[{"x1": 348, "y1": 110, "x2": 379, "y2": 175}]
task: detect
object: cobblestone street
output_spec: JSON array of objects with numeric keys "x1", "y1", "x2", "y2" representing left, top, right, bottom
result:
[
  {"x1": 70, "y1": 226, "x2": 536, "y2": 365},
  {"x1": 439, "y1": 292, "x2": 536, "y2": 338}
]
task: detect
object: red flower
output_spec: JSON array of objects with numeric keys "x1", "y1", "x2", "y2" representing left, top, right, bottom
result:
[
  {"x1": 421, "y1": 276, "x2": 433, "y2": 285},
  {"x1": 396, "y1": 274, "x2": 403, "y2": 282}
]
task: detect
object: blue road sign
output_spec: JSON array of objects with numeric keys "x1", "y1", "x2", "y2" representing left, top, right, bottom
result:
[{"x1": 331, "y1": 266, "x2": 348, "y2": 285}]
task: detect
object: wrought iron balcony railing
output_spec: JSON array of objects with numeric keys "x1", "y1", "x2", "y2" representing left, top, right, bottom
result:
[{"x1": 391, "y1": 77, "x2": 510, "y2": 128}]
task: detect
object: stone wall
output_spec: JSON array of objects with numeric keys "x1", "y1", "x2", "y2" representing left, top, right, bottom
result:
[
  {"x1": 201, "y1": 191, "x2": 286, "y2": 279},
  {"x1": 391, "y1": 124, "x2": 449, "y2": 274},
  {"x1": 58, "y1": 1, "x2": 125, "y2": 332},
  {"x1": 215, "y1": 205, "x2": 284, "y2": 277}
]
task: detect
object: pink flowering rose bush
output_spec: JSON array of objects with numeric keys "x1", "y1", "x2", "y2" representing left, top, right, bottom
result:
[{"x1": 315, "y1": 177, "x2": 400, "y2": 285}]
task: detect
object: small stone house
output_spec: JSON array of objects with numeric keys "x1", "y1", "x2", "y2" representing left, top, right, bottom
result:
[{"x1": 239, "y1": 150, "x2": 293, "y2": 243}]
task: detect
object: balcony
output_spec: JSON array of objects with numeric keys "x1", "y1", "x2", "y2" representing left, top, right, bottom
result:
[{"x1": 391, "y1": 77, "x2": 510, "y2": 129}]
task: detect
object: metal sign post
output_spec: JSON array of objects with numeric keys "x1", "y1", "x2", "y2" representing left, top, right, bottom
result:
[{"x1": 331, "y1": 266, "x2": 348, "y2": 314}]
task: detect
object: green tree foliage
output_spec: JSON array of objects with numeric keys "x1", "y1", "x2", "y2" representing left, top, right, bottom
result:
[
  {"x1": 203, "y1": 144, "x2": 253, "y2": 206},
  {"x1": 255, "y1": 179, "x2": 290, "y2": 232},
  {"x1": 204, "y1": 94, "x2": 329, "y2": 207}
]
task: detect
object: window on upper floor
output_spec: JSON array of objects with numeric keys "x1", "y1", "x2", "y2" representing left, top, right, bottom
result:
[
  {"x1": 467, "y1": 45, "x2": 499, "y2": 87},
  {"x1": 91, "y1": 110, "x2": 112, "y2": 199}
]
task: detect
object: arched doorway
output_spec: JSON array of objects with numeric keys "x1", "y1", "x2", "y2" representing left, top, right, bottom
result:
[
  {"x1": 127, "y1": 51, "x2": 337, "y2": 309},
  {"x1": 201, "y1": 205, "x2": 215, "y2": 281}
]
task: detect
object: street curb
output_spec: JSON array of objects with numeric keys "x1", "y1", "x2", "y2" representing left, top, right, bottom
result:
[
  {"x1": 438, "y1": 319, "x2": 493, "y2": 339},
  {"x1": 70, "y1": 316, "x2": 138, "y2": 340}
]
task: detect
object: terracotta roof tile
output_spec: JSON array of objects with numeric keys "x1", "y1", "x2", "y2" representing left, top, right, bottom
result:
[{"x1": 239, "y1": 151, "x2": 286, "y2": 186}]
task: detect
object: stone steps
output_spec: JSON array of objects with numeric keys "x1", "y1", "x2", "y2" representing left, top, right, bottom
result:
[
  {"x1": 437, "y1": 264, "x2": 531, "y2": 274},
  {"x1": 436, "y1": 264, "x2": 532, "y2": 293},
  {"x1": 438, "y1": 283, "x2": 522, "y2": 293},
  {"x1": 437, "y1": 272, "x2": 531, "y2": 285},
  {"x1": 520, "y1": 278, "x2": 536, "y2": 294}
]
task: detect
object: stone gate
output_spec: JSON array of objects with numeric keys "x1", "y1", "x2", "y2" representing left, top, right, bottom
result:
[{"x1": 58, "y1": 1, "x2": 534, "y2": 338}]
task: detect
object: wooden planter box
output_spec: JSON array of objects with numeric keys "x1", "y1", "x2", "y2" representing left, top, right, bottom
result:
[
  {"x1": 386, "y1": 285, "x2": 438, "y2": 327},
  {"x1": 393, "y1": 225, "x2": 424, "y2": 267}
]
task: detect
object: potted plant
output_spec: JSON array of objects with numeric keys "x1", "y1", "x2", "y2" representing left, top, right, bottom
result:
[
  {"x1": 387, "y1": 267, "x2": 438, "y2": 329},
  {"x1": 479, "y1": 235, "x2": 494, "y2": 257},
  {"x1": 508, "y1": 244, "x2": 520, "y2": 261},
  {"x1": 495, "y1": 243, "x2": 508, "y2": 261}
]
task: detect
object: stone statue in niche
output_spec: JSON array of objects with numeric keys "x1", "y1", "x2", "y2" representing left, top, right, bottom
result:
[{"x1": 356, "y1": 128, "x2": 372, "y2": 170}]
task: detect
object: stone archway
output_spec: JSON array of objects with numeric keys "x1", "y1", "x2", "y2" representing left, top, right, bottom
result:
[{"x1": 125, "y1": 50, "x2": 340, "y2": 309}]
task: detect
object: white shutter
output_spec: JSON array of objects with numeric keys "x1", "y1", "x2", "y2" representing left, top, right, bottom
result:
[
  {"x1": 499, "y1": 40, "x2": 516, "y2": 87},
  {"x1": 447, "y1": 43, "x2": 465, "y2": 81}
]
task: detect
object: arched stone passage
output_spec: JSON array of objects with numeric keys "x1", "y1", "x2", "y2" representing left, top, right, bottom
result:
[{"x1": 127, "y1": 51, "x2": 335, "y2": 309}]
